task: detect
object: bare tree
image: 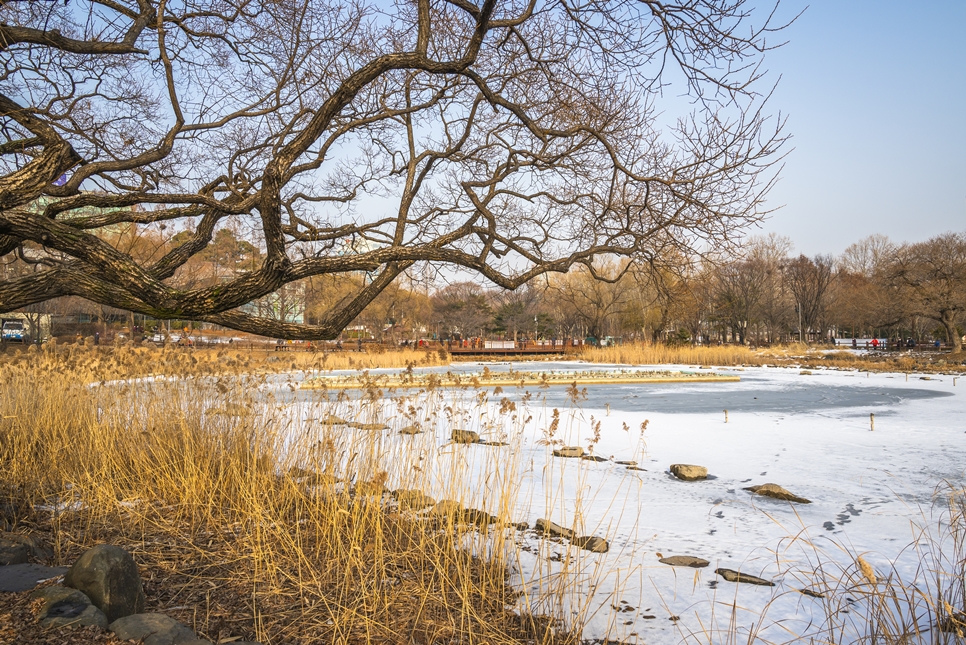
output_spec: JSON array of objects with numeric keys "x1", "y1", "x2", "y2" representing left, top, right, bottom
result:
[
  {"x1": 431, "y1": 282, "x2": 491, "y2": 339},
  {"x1": 745, "y1": 233, "x2": 791, "y2": 342},
  {"x1": 0, "y1": 0, "x2": 787, "y2": 339},
  {"x1": 890, "y1": 232, "x2": 966, "y2": 354},
  {"x1": 783, "y1": 254, "x2": 835, "y2": 343},
  {"x1": 832, "y1": 236, "x2": 900, "y2": 339},
  {"x1": 491, "y1": 284, "x2": 541, "y2": 341},
  {"x1": 712, "y1": 257, "x2": 766, "y2": 344},
  {"x1": 549, "y1": 260, "x2": 634, "y2": 340}
]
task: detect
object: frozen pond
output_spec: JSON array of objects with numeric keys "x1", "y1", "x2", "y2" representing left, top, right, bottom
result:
[{"x1": 271, "y1": 362, "x2": 965, "y2": 643}]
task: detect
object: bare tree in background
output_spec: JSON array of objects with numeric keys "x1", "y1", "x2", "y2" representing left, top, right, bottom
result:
[
  {"x1": 712, "y1": 257, "x2": 766, "y2": 344},
  {"x1": 783, "y1": 254, "x2": 835, "y2": 343},
  {"x1": 549, "y1": 260, "x2": 633, "y2": 340},
  {"x1": 431, "y1": 282, "x2": 491, "y2": 339},
  {"x1": 833, "y1": 235, "x2": 899, "y2": 338},
  {"x1": 890, "y1": 232, "x2": 966, "y2": 354},
  {"x1": 0, "y1": 0, "x2": 787, "y2": 339}
]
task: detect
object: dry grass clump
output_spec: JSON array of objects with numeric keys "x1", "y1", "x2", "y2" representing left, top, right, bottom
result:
[
  {"x1": 0, "y1": 342, "x2": 449, "y2": 381},
  {"x1": 793, "y1": 487, "x2": 966, "y2": 645},
  {"x1": 578, "y1": 341, "x2": 965, "y2": 375},
  {"x1": 0, "y1": 351, "x2": 560, "y2": 645},
  {"x1": 578, "y1": 343, "x2": 764, "y2": 367}
]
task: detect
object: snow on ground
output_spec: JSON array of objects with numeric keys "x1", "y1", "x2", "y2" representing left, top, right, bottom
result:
[{"x1": 272, "y1": 362, "x2": 965, "y2": 644}]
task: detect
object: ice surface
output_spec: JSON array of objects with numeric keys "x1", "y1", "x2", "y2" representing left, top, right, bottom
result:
[{"x1": 273, "y1": 362, "x2": 965, "y2": 643}]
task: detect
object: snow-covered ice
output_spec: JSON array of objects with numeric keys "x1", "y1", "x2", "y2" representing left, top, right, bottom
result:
[{"x1": 275, "y1": 362, "x2": 965, "y2": 643}]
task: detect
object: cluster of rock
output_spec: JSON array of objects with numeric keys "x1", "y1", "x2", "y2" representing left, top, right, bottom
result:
[
  {"x1": 657, "y1": 554, "x2": 774, "y2": 586},
  {"x1": 654, "y1": 463, "x2": 814, "y2": 588},
  {"x1": 387, "y1": 489, "x2": 611, "y2": 553},
  {"x1": 667, "y1": 463, "x2": 812, "y2": 504},
  {"x1": 534, "y1": 519, "x2": 609, "y2": 553},
  {"x1": 14, "y1": 543, "x2": 261, "y2": 645}
]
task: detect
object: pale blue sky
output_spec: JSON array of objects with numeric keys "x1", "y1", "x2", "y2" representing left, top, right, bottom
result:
[{"x1": 754, "y1": 1, "x2": 965, "y2": 256}]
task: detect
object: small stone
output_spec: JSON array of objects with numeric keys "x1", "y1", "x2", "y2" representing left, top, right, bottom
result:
[
  {"x1": 534, "y1": 518, "x2": 574, "y2": 540},
  {"x1": 356, "y1": 422, "x2": 388, "y2": 430},
  {"x1": 799, "y1": 588, "x2": 826, "y2": 599},
  {"x1": 392, "y1": 489, "x2": 436, "y2": 511},
  {"x1": 625, "y1": 466, "x2": 647, "y2": 471},
  {"x1": 64, "y1": 544, "x2": 146, "y2": 622},
  {"x1": 572, "y1": 536, "x2": 609, "y2": 553},
  {"x1": 398, "y1": 424, "x2": 422, "y2": 435},
  {"x1": 451, "y1": 429, "x2": 480, "y2": 444},
  {"x1": 659, "y1": 555, "x2": 710, "y2": 568},
  {"x1": 320, "y1": 414, "x2": 348, "y2": 426},
  {"x1": 109, "y1": 613, "x2": 202, "y2": 645},
  {"x1": 462, "y1": 508, "x2": 498, "y2": 527},
  {"x1": 552, "y1": 446, "x2": 584, "y2": 458},
  {"x1": 743, "y1": 483, "x2": 811, "y2": 504},
  {"x1": 614, "y1": 460, "x2": 636, "y2": 466},
  {"x1": 580, "y1": 455, "x2": 608, "y2": 462},
  {"x1": 715, "y1": 568, "x2": 775, "y2": 586},
  {"x1": 670, "y1": 464, "x2": 708, "y2": 481},
  {"x1": 31, "y1": 586, "x2": 109, "y2": 629}
]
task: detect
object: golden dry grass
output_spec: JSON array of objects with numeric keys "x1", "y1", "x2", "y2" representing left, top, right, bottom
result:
[
  {"x1": 577, "y1": 343, "x2": 764, "y2": 367},
  {"x1": 0, "y1": 347, "x2": 563, "y2": 645},
  {"x1": 578, "y1": 341, "x2": 964, "y2": 375}
]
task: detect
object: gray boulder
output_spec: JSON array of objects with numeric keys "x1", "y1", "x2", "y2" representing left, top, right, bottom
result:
[
  {"x1": 743, "y1": 483, "x2": 811, "y2": 504},
  {"x1": 659, "y1": 555, "x2": 710, "y2": 568},
  {"x1": 534, "y1": 518, "x2": 574, "y2": 540},
  {"x1": 31, "y1": 586, "x2": 109, "y2": 629},
  {"x1": 110, "y1": 613, "x2": 209, "y2": 645},
  {"x1": 669, "y1": 464, "x2": 708, "y2": 481},
  {"x1": 65, "y1": 544, "x2": 146, "y2": 622}
]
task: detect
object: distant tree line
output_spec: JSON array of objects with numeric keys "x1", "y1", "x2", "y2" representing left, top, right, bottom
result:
[{"x1": 4, "y1": 227, "x2": 963, "y2": 355}]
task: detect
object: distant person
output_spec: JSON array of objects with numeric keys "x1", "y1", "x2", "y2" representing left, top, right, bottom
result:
[
  {"x1": 935, "y1": 339, "x2": 941, "y2": 349},
  {"x1": 851, "y1": 338, "x2": 857, "y2": 349},
  {"x1": 871, "y1": 338, "x2": 879, "y2": 350}
]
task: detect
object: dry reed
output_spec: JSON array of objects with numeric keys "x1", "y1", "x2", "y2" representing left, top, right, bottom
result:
[{"x1": 0, "y1": 348, "x2": 564, "y2": 645}]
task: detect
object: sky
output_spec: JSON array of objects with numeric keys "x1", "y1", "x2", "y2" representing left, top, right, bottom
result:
[{"x1": 750, "y1": 1, "x2": 966, "y2": 257}]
